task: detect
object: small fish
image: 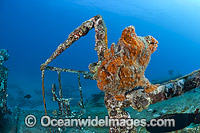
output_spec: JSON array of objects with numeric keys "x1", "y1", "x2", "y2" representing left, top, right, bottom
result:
[
  {"x1": 24, "y1": 94, "x2": 31, "y2": 99},
  {"x1": 146, "y1": 108, "x2": 200, "y2": 133}
]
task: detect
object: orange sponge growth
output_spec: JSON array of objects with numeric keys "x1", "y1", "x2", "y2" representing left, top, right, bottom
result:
[{"x1": 97, "y1": 26, "x2": 158, "y2": 101}]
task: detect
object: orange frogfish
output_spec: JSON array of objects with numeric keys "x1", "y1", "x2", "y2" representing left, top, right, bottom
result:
[{"x1": 96, "y1": 26, "x2": 158, "y2": 101}]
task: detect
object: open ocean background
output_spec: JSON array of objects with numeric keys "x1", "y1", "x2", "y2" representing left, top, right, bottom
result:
[{"x1": 0, "y1": 0, "x2": 200, "y2": 110}]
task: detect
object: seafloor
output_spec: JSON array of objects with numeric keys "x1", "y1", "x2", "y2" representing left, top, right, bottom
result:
[{"x1": 7, "y1": 87, "x2": 200, "y2": 133}]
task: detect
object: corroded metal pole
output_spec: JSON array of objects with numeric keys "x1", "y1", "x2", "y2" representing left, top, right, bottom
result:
[
  {"x1": 77, "y1": 73, "x2": 84, "y2": 109},
  {"x1": 40, "y1": 15, "x2": 108, "y2": 71},
  {"x1": 45, "y1": 66, "x2": 88, "y2": 74},
  {"x1": 57, "y1": 71, "x2": 63, "y2": 99},
  {"x1": 41, "y1": 70, "x2": 47, "y2": 116},
  {"x1": 44, "y1": 66, "x2": 94, "y2": 80}
]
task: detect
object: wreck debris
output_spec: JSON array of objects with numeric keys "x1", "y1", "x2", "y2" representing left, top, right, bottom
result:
[
  {"x1": 44, "y1": 66, "x2": 88, "y2": 107},
  {"x1": 41, "y1": 70, "x2": 47, "y2": 116},
  {"x1": 105, "y1": 69, "x2": 200, "y2": 132},
  {"x1": 40, "y1": 15, "x2": 108, "y2": 118},
  {"x1": 40, "y1": 15, "x2": 200, "y2": 132},
  {"x1": 0, "y1": 49, "x2": 9, "y2": 65},
  {"x1": 51, "y1": 83, "x2": 72, "y2": 116},
  {"x1": 0, "y1": 49, "x2": 9, "y2": 114},
  {"x1": 44, "y1": 66, "x2": 93, "y2": 79},
  {"x1": 40, "y1": 15, "x2": 107, "y2": 121},
  {"x1": 42, "y1": 66, "x2": 87, "y2": 119},
  {"x1": 148, "y1": 69, "x2": 200, "y2": 104},
  {"x1": 104, "y1": 92, "x2": 133, "y2": 132},
  {"x1": 77, "y1": 73, "x2": 84, "y2": 109},
  {"x1": 40, "y1": 15, "x2": 158, "y2": 104},
  {"x1": 57, "y1": 71, "x2": 63, "y2": 100},
  {"x1": 40, "y1": 15, "x2": 107, "y2": 71},
  {"x1": 0, "y1": 49, "x2": 10, "y2": 133}
]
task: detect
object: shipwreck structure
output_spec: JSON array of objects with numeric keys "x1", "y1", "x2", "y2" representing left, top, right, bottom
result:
[
  {"x1": 40, "y1": 15, "x2": 200, "y2": 132},
  {"x1": 0, "y1": 49, "x2": 9, "y2": 115},
  {"x1": 0, "y1": 49, "x2": 9, "y2": 133}
]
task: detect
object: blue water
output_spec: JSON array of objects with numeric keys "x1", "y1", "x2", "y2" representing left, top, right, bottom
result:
[{"x1": 1, "y1": 0, "x2": 200, "y2": 109}]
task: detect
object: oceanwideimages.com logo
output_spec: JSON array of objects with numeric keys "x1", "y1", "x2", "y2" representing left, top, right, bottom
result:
[{"x1": 25, "y1": 115, "x2": 175, "y2": 129}]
